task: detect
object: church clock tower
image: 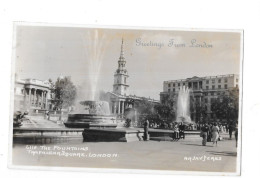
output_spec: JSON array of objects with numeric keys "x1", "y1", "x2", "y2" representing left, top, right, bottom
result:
[{"x1": 113, "y1": 39, "x2": 129, "y2": 96}]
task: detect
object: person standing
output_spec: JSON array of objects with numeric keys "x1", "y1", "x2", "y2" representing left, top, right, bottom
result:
[
  {"x1": 143, "y1": 119, "x2": 149, "y2": 141},
  {"x1": 235, "y1": 122, "x2": 238, "y2": 147},
  {"x1": 212, "y1": 123, "x2": 220, "y2": 146},
  {"x1": 201, "y1": 124, "x2": 210, "y2": 146},
  {"x1": 219, "y1": 124, "x2": 223, "y2": 133},
  {"x1": 228, "y1": 123, "x2": 234, "y2": 140},
  {"x1": 173, "y1": 123, "x2": 180, "y2": 140},
  {"x1": 179, "y1": 122, "x2": 185, "y2": 139}
]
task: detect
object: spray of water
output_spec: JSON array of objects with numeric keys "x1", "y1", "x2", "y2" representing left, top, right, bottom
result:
[
  {"x1": 80, "y1": 29, "x2": 110, "y2": 101},
  {"x1": 176, "y1": 85, "x2": 192, "y2": 123}
]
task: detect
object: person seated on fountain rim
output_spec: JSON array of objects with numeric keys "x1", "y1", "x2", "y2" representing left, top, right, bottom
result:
[{"x1": 179, "y1": 122, "x2": 185, "y2": 139}]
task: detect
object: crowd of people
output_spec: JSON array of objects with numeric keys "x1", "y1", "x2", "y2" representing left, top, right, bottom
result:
[
  {"x1": 200, "y1": 122, "x2": 238, "y2": 147},
  {"x1": 142, "y1": 120, "x2": 186, "y2": 141},
  {"x1": 142, "y1": 119, "x2": 238, "y2": 146}
]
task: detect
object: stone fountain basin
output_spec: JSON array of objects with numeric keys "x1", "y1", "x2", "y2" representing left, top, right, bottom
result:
[{"x1": 64, "y1": 113, "x2": 117, "y2": 128}]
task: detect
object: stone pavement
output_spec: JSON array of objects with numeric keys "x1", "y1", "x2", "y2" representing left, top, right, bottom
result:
[{"x1": 12, "y1": 137, "x2": 238, "y2": 173}]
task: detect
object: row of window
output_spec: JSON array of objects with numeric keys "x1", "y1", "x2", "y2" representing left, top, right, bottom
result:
[
  {"x1": 205, "y1": 78, "x2": 228, "y2": 84},
  {"x1": 206, "y1": 84, "x2": 228, "y2": 90},
  {"x1": 167, "y1": 78, "x2": 239, "y2": 88},
  {"x1": 168, "y1": 82, "x2": 203, "y2": 88},
  {"x1": 167, "y1": 84, "x2": 228, "y2": 92}
]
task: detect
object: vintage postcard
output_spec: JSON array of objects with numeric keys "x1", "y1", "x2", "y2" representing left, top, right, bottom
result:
[{"x1": 9, "y1": 23, "x2": 243, "y2": 175}]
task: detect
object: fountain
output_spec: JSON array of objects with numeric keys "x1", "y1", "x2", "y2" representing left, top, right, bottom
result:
[
  {"x1": 64, "y1": 101, "x2": 117, "y2": 128},
  {"x1": 65, "y1": 33, "x2": 145, "y2": 141},
  {"x1": 64, "y1": 30, "x2": 117, "y2": 128},
  {"x1": 176, "y1": 85, "x2": 192, "y2": 123}
]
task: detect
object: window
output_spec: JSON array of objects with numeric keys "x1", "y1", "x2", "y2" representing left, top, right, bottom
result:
[
  {"x1": 168, "y1": 83, "x2": 171, "y2": 87},
  {"x1": 173, "y1": 83, "x2": 175, "y2": 87},
  {"x1": 224, "y1": 78, "x2": 228, "y2": 83},
  {"x1": 218, "y1": 79, "x2": 221, "y2": 83},
  {"x1": 224, "y1": 84, "x2": 228, "y2": 89},
  {"x1": 199, "y1": 81, "x2": 203, "y2": 89},
  {"x1": 168, "y1": 89, "x2": 170, "y2": 92},
  {"x1": 218, "y1": 85, "x2": 221, "y2": 89},
  {"x1": 206, "y1": 86, "x2": 209, "y2": 90},
  {"x1": 212, "y1": 79, "x2": 215, "y2": 84},
  {"x1": 205, "y1": 92, "x2": 208, "y2": 96},
  {"x1": 236, "y1": 79, "x2": 239, "y2": 82},
  {"x1": 236, "y1": 84, "x2": 238, "y2": 88},
  {"x1": 173, "y1": 88, "x2": 175, "y2": 92},
  {"x1": 206, "y1": 80, "x2": 209, "y2": 84},
  {"x1": 178, "y1": 83, "x2": 180, "y2": 87},
  {"x1": 212, "y1": 85, "x2": 215, "y2": 89}
]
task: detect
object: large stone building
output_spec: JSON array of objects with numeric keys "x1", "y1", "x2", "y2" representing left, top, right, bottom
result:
[
  {"x1": 160, "y1": 74, "x2": 239, "y2": 122},
  {"x1": 108, "y1": 39, "x2": 159, "y2": 118},
  {"x1": 14, "y1": 75, "x2": 51, "y2": 113}
]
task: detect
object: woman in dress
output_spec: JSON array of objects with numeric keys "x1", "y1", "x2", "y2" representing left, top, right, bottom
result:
[{"x1": 212, "y1": 123, "x2": 220, "y2": 146}]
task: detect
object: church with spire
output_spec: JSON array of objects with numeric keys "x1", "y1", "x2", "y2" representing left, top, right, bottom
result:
[
  {"x1": 113, "y1": 39, "x2": 129, "y2": 96},
  {"x1": 108, "y1": 38, "x2": 159, "y2": 119}
]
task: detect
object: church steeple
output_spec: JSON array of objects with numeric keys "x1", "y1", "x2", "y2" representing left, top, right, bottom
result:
[
  {"x1": 113, "y1": 38, "x2": 129, "y2": 96},
  {"x1": 119, "y1": 38, "x2": 125, "y2": 61}
]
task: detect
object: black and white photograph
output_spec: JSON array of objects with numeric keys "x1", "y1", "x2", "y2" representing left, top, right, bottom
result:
[{"x1": 9, "y1": 23, "x2": 242, "y2": 175}]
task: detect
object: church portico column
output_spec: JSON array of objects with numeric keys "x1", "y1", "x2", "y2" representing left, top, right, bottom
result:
[
  {"x1": 113, "y1": 102, "x2": 116, "y2": 114},
  {"x1": 122, "y1": 101, "x2": 125, "y2": 114},
  {"x1": 28, "y1": 88, "x2": 32, "y2": 107},
  {"x1": 32, "y1": 88, "x2": 36, "y2": 106},
  {"x1": 41, "y1": 90, "x2": 44, "y2": 108},
  {"x1": 35, "y1": 89, "x2": 38, "y2": 106},
  {"x1": 45, "y1": 91, "x2": 48, "y2": 110},
  {"x1": 118, "y1": 100, "x2": 121, "y2": 114}
]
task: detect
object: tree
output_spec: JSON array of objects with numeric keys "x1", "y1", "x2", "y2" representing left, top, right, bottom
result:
[
  {"x1": 134, "y1": 98, "x2": 157, "y2": 116},
  {"x1": 211, "y1": 88, "x2": 239, "y2": 122},
  {"x1": 48, "y1": 78, "x2": 55, "y2": 100},
  {"x1": 154, "y1": 104, "x2": 175, "y2": 122},
  {"x1": 158, "y1": 92, "x2": 176, "y2": 122},
  {"x1": 53, "y1": 76, "x2": 77, "y2": 110},
  {"x1": 190, "y1": 96, "x2": 208, "y2": 123}
]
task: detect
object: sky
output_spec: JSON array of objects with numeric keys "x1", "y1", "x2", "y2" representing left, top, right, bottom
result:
[{"x1": 14, "y1": 25, "x2": 241, "y2": 100}]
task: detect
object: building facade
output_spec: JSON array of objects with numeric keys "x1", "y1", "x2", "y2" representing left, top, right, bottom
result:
[
  {"x1": 160, "y1": 74, "x2": 239, "y2": 122},
  {"x1": 14, "y1": 75, "x2": 51, "y2": 113}
]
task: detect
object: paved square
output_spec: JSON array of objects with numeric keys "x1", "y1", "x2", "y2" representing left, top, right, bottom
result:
[{"x1": 12, "y1": 137, "x2": 237, "y2": 173}]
